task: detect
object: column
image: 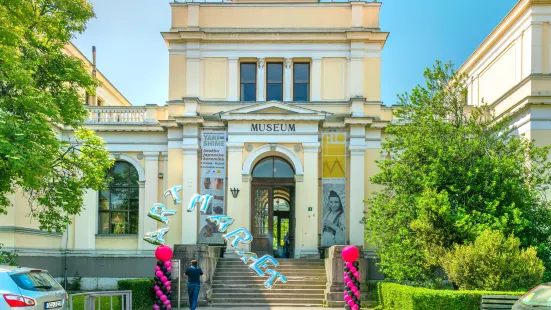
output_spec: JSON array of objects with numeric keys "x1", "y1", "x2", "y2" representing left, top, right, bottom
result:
[
  {"x1": 143, "y1": 152, "x2": 160, "y2": 250},
  {"x1": 185, "y1": 42, "x2": 201, "y2": 97},
  {"x1": 348, "y1": 124, "x2": 366, "y2": 246},
  {"x1": 228, "y1": 57, "x2": 239, "y2": 101},
  {"x1": 350, "y1": 42, "x2": 365, "y2": 98},
  {"x1": 311, "y1": 57, "x2": 322, "y2": 101},
  {"x1": 284, "y1": 58, "x2": 292, "y2": 102},
  {"x1": 257, "y1": 58, "x2": 265, "y2": 101},
  {"x1": 181, "y1": 124, "x2": 200, "y2": 244},
  {"x1": 166, "y1": 128, "x2": 183, "y2": 247},
  {"x1": 137, "y1": 181, "x2": 145, "y2": 250},
  {"x1": 532, "y1": 22, "x2": 543, "y2": 74},
  {"x1": 226, "y1": 143, "x2": 246, "y2": 251},
  {"x1": 295, "y1": 142, "x2": 320, "y2": 258}
]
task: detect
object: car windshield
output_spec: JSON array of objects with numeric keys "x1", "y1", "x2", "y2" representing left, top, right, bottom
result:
[
  {"x1": 520, "y1": 285, "x2": 551, "y2": 307},
  {"x1": 10, "y1": 271, "x2": 63, "y2": 292}
]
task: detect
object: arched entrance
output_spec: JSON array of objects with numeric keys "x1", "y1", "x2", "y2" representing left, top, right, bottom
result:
[{"x1": 250, "y1": 156, "x2": 295, "y2": 258}]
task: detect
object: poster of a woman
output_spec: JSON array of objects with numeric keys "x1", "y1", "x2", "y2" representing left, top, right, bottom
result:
[{"x1": 321, "y1": 184, "x2": 346, "y2": 246}]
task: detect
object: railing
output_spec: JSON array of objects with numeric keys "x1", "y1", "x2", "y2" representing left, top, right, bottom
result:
[
  {"x1": 69, "y1": 291, "x2": 132, "y2": 310},
  {"x1": 86, "y1": 107, "x2": 146, "y2": 125}
]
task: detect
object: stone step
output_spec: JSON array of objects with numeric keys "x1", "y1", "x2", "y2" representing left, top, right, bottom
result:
[
  {"x1": 214, "y1": 270, "x2": 327, "y2": 276},
  {"x1": 213, "y1": 288, "x2": 326, "y2": 294},
  {"x1": 212, "y1": 292, "x2": 324, "y2": 298},
  {"x1": 212, "y1": 283, "x2": 326, "y2": 289},
  {"x1": 218, "y1": 260, "x2": 324, "y2": 265},
  {"x1": 213, "y1": 275, "x2": 326, "y2": 281},
  {"x1": 210, "y1": 303, "x2": 324, "y2": 307},
  {"x1": 209, "y1": 297, "x2": 325, "y2": 304}
]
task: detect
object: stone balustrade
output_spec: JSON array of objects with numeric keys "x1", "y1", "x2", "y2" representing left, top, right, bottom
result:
[{"x1": 85, "y1": 106, "x2": 160, "y2": 125}]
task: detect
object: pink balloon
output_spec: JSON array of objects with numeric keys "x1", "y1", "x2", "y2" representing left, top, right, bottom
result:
[
  {"x1": 156, "y1": 290, "x2": 163, "y2": 297},
  {"x1": 155, "y1": 246, "x2": 173, "y2": 261},
  {"x1": 349, "y1": 266, "x2": 357, "y2": 273},
  {"x1": 347, "y1": 300, "x2": 355, "y2": 306},
  {"x1": 352, "y1": 286, "x2": 358, "y2": 292},
  {"x1": 167, "y1": 286, "x2": 171, "y2": 291},
  {"x1": 347, "y1": 281, "x2": 354, "y2": 288},
  {"x1": 344, "y1": 295, "x2": 351, "y2": 302},
  {"x1": 354, "y1": 291, "x2": 361, "y2": 297},
  {"x1": 352, "y1": 305, "x2": 359, "y2": 310},
  {"x1": 161, "y1": 276, "x2": 168, "y2": 283},
  {"x1": 345, "y1": 262, "x2": 353, "y2": 269},
  {"x1": 164, "y1": 281, "x2": 171, "y2": 287},
  {"x1": 153, "y1": 305, "x2": 160, "y2": 310},
  {"x1": 154, "y1": 286, "x2": 160, "y2": 291},
  {"x1": 160, "y1": 295, "x2": 167, "y2": 302},
  {"x1": 344, "y1": 276, "x2": 350, "y2": 283},
  {"x1": 167, "y1": 306, "x2": 171, "y2": 310},
  {"x1": 163, "y1": 300, "x2": 171, "y2": 306},
  {"x1": 155, "y1": 266, "x2": 161, "y2": 271},
  {"x1": 156, "y1": 271, "x2": 163, "y2": 278},
  {"x1": 164, "y1": 261, "x2": 172, "y2": 267},
  {"x1": 167, "y1": 267, "x2": 172, "y2": 272},
  {"x1": 354, "y1": 271, "x2": 360, "y2": 278},
  {"x1": 341, "y1": 246, "x2": 360, "y2": 263}
]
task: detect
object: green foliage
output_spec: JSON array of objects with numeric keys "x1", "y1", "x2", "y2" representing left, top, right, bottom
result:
[
  {"x1": 0, "y1": 0, "x2": 113, "y2": 232},
  {"x1": 377, "y1": 282, "x2": 523, "y2": 310},
  {"x1": 442, "y1": 229, "x2": 544, "y2": 291},
  {"x1": 61, "y1": 272, "x2": 82, "y2": 291},
  {"x1": 0, "y1": 243, "x2": 18, "y2": 266},
  {"x1": 365, "y1": 60, "x2": 551, "y2": 284},
  {"x1": 117, "y1": 279, "x2": 155, "y2": 310}
]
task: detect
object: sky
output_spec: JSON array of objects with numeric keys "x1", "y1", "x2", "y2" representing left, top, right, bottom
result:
[{"x1": 72, "y1": 0, "x2": 519, "y2": 107}]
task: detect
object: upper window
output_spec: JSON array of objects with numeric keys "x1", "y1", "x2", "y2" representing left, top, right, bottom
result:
[
  {"x1": 98, "y1": 161, "x2": 139, "y2": 234},
  {"x1": 241, "y1": 63, "x2": 256, "y2": 102},
  {"x1": 293, "y1": 63, "x2": 310, "y2": 102},
  {"x1": 266, "y1": 63, "x2": 283, "y2": 101},
  {"x1": 252, "y1": 157, "x2": 294, "y2": 178}
]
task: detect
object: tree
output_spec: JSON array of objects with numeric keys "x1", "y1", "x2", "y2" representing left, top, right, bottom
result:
[
  {"x1": 365, "y1": 61, "x2": 551, "y2": 285},
  {"x1": 0, "y1": 0, "x2": 112, "y2": 233}
]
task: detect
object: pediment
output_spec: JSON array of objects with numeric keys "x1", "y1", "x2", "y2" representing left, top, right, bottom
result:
[{"x1": 219, "y1": 102, "x2": 327, "y2": 121}]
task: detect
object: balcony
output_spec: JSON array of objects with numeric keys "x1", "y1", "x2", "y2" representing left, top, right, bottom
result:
[{"x1": 85, "y1": 106, "x2": 146, "y2": 125}]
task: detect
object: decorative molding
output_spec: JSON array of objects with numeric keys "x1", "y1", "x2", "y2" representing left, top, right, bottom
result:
[
  {"x1": 302, "y1": 142, "x2": 320, "y2": 153},
  {"x1": 294, "y1": 175, "x2": 304, "y2": 183},
  {"x1": 227, "y1": 142, "x2": 244, "y2": 152},
  {"x1": 242, "y1": 174, "x2": 251, "y2": 183},
  {"x1": 284, "y1": 58, "x2": 292, "y2": 69},
  {"x1": 242, "y1": 144, "x2": 304, "y2": 176},
  {"x1": 137, "y1": 181, "x2": 145, "y2": 188},
  {"x1": 0, "y1": 226, "x2": 62, "y2": 237},
  {"x1": 257, "y1": 58, "x2": 265, "y2": 69},
  {"x1": 143, "y1": 151, "x2": 159, "y2": 161},
  {"x1": 111, "y1": 153, "x2": 145, "y2": 182}
]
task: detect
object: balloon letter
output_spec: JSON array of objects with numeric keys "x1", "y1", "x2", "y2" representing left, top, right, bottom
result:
[
  {"x1": 144, "y1": 227, "x2": 170, "y2": 246},
  {"x1": 187, "y1": 194, "x2": 212, "y2": 213},
  {"x1": 248, "y1": 255, "x2": 279, "y2": 276},
  {"x1": 164, "y1": 185, "x2": 182, "y2": 205},
  {"x1": 223, "y1": 227, "x2": 253, "y2": 247},
  {"x1": 263, "y1": 269, "x2": 288, "y2": 289},
  {"x1": 207, "y1": 215, "x2": 235, "y2": 232},
  {"x1": 148, "y1": 203, "x2": 177, "y2": 224},
  {"x1": 235, "y1": 250, "x2": 258, "y2": 264}
]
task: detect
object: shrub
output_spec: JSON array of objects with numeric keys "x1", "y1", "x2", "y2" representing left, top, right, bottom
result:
[
  {"x1": 377, "y1": 282, "x2": 523, "y2": 310},
  {"x1": 442, "y1": 229, "x2": 544, "y2": 291},
  {"x1": 117, "y1": 279, "x2": 155, "y2": 310}
]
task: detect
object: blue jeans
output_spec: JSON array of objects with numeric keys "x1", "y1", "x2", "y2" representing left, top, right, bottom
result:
[{"x1": 187, "y1": 282, "x2": 200, "y2": 310}]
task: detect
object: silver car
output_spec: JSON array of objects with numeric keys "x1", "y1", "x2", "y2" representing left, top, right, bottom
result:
[
  {"x1": 512, "y1": 283, "x2": 551, "y2": 310},
  {"x1": 0, "y1": 265, "x2": 67, "y2": 310}
]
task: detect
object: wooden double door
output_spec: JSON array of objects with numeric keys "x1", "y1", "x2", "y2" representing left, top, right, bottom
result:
[{"x1": 250, "y1": 181, "x2": 295, "y2": 258}]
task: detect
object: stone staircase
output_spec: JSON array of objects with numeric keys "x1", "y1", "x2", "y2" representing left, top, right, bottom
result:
[{"x1": 210, "y1": 258, "x2": 327, "y2": 307}]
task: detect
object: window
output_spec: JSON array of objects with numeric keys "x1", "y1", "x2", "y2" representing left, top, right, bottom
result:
[
  {"x1": 293, "y1": 63, "x2": 310, "y2": 102},
  {"x1": 98, "y1": 161, "x2": 139, "y2": 234},
  {"x1": 266, "y1": 63, "x2": 283, "y2": 101},
  {"x1": 97, "y1": 97, "x2": 104, "y2": 106},
  {"x1": 241, "y1": 63, "x2": 256, "y2": 102},
  {"x1": 252, "y1": 157, "x2": 294, "y2": 178}
]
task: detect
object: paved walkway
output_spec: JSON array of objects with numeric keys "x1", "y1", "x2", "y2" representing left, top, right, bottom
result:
[{"x1": 178, "y1": 308, "x2": 373, "y2": 310}]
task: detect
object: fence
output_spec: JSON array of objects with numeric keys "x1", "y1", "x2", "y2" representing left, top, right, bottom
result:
[{"x1": 69, "y1": 291, "x2": 132, "y2": 310}]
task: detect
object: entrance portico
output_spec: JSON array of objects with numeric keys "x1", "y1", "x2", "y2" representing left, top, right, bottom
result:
[{"x1": 222, "y1": 102, "x2": 323, "y2": 257}]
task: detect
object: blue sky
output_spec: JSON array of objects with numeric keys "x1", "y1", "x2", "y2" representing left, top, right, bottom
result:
[{"x1": 73, "y1": 0, "x2": 518, "y2": 106}]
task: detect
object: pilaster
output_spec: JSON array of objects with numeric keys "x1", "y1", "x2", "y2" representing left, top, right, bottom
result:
[
  {"x1": 226, "y1": 142, "x2": 247, "y2": 250},
  {"x1": 257, "y1": 58, "x2": 266, "y2": 102},
  {"x1": 143, "y1": 151, "x2": 160, "y2": 250},
  {"x1": 137, "y1": 180, "x2": 146, "y2": 250},
  {"x1": 182, "y1": 124, "x2": 200, "y2": 244},
  {"x1": 311, "y1": 57, "x2": 322, "y2": 101},
  {"x1": 228, "y1": 57, "x2": 239, "y2": 101},
  {"x1": 284, "y1": 58, "x2": 292, "y2": 102},
  {"x1": 348, "y1": 124, "x2": 366, "y2": 246}
]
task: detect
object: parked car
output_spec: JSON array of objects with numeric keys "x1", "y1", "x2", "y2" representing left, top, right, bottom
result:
[
  {"x1": 513, "y1": 283, "x2": 551, "y2": 309},
  {"x1": 0, "y1": 265, "x2": 67, "y2": 310}
]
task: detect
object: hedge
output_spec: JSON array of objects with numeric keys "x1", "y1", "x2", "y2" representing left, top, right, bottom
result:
[
  {"x1": 377, "y1": 282, "x2": 524, "y2": 310},
  {"x1": 117, "y1": 279, "x2": 155, "y2": 310}
]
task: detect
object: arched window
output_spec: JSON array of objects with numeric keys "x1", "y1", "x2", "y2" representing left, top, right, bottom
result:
[
  {"x1": 98, "y1": 161, "x2": 139, "y2": 234},
  {"x1": 252, "y1": 157, "x2": 294, "y2": 178}
]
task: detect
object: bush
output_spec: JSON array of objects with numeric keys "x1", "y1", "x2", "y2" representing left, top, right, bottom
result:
[
  {"x1": 442, "y1": 229, "x2": 544, "y2": 291},
  {"x1": 117, "y1": 279, "x2": 155, "y2": 310},
  {"x1": 377, "y1": 283, "x2": 523, "y2": 310}
]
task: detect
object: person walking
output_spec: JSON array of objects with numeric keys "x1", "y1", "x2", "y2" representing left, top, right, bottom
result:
[{"x1": 185, "y1": 260, "x2": 203, "y2": 310}]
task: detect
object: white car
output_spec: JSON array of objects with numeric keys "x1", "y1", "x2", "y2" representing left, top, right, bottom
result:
[{"x1": 0, "y1": 265, "x2": 67, "y2": 310}]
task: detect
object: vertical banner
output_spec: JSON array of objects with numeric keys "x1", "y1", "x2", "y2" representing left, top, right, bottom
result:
[
  {"x1": 321, "y1": 132, "x2": 347, "y2": 247},
  {"x1": 198, "y1": 130, "x2": 227, "y2": 244}
]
